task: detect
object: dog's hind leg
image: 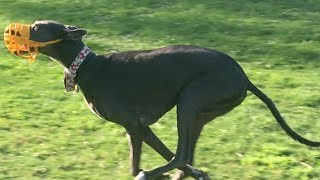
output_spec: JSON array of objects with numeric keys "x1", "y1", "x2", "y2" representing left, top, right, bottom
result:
[
  {"x1": 143, "y1": 126, "x2": 207, "y2": 178},
  {"x1": 172, "y1": 124, "x2": 205, "y2": 180},
  {"x1": 137, "y1": 102, "x2": 207, "y2": 179}
]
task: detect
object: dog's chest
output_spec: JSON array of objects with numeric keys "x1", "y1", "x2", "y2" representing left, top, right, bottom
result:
[{"x1": 84, "y1": 99, "x2": 102, "y2": 118}]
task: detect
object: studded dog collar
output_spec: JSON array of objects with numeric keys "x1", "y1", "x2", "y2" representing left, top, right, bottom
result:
[{"x1": 64, "y1": 46, "x2": 91, "y2": 92}]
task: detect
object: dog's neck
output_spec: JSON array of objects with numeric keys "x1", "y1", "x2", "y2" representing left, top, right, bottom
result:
[
  {"x1": 58, "y1": 42, "x2": 89, "y2": 68},
  {"x1": 64, "y1": 46, "x2": 92, "y2": 92},
  {"x1": 42, "y1": 41, "x2": 96, "y2": 92},
  {"x1": 40, "y1": 40, "x2": 94, "y2": 68}
]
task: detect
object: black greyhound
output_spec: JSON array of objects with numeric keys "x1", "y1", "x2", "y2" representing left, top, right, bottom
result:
[{"x1": 20, "y1": 20, "x2": 319, "y2": 179}]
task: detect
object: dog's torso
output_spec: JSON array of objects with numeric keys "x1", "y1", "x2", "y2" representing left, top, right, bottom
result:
[{"x1": 75, "y1": 45, "x2": 248, "y2": 126}]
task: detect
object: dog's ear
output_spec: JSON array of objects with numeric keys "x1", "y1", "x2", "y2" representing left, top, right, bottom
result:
[{"x1": 62, "y1": 26, "x2": 87, "y2": 40}]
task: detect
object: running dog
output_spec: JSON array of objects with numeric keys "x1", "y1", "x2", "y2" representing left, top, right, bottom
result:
[{"x1": 5, "y1": 20, "x2": 319, "y2": 180}]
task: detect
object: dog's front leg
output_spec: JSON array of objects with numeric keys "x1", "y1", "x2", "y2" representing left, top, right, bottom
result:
[
  {"x1": 126, "y1": 126, "x2": 143, "y2": 177},
  {"x1": 142, "y1": 126, "x2": 175, "y2": 162}
]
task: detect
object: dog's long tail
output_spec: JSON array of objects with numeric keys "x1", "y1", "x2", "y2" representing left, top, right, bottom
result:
[{"x1": 248, "y1": 81, "x2": 320, "y2": 147}]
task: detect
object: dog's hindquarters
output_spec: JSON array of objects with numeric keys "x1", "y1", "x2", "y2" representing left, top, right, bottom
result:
[{"x1": 143, "y1": 65, "x2": 249, "y2": 179}]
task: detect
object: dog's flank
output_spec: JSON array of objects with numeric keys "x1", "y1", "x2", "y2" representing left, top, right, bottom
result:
[{"x1": 24, "y1": 20, "x2": 319, "y2": 180}]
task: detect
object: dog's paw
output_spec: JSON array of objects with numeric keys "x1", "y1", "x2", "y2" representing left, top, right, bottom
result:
[
  {"x1": 197, "y1": 171, "x2": 211, "y2": 180},
  {"x1": 134, "y1": 171, "x2": 148, "y2": 180},
  {"x1": 172, "y1": 170, "x2": 185, "y2": 180}
]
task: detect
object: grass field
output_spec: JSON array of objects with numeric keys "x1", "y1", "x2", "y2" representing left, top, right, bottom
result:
[{"x1": 0, "y1": 0, "x2": 319, "y2": 179}]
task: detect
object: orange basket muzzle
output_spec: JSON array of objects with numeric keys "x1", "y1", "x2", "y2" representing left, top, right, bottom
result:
[{"x1": 3, "y1": 23, "x2": 62, "y2": 63}]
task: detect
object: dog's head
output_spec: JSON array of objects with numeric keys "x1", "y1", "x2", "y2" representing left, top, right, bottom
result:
[
  {"x1": 30, "y1": 20, "x2": 87, "y2": 43},
  {"x1": 30, "y1": 20, "x2": 88, "y2": 61},
  {"x1": 4, "y1": 20, "x2": 87, "y2": 63}
]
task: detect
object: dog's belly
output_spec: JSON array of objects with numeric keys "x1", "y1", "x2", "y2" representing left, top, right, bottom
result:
[
  {"x1": 86, "y1": 93, "x2": 177, "y2": 126},
  {"x1": 79, "y1": 73, "x2": 182, "y2": 126}
]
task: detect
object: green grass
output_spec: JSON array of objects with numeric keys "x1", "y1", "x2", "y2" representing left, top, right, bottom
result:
[{"x1": 0, "y1": 0, "x2": 319, "y2": 179}]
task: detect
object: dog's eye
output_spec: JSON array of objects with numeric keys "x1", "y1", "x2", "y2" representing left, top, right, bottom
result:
[
  {"x1": 33, "y1": 24, "x2": 44, "y2": 31},
  {"x1": 32, "y1": 25, "x2": 39, "y2": 31}
]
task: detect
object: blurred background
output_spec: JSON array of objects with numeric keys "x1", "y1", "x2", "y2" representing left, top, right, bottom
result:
[{"x1": 0, "y1": 0, "x2": 319, "y2": 179}]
